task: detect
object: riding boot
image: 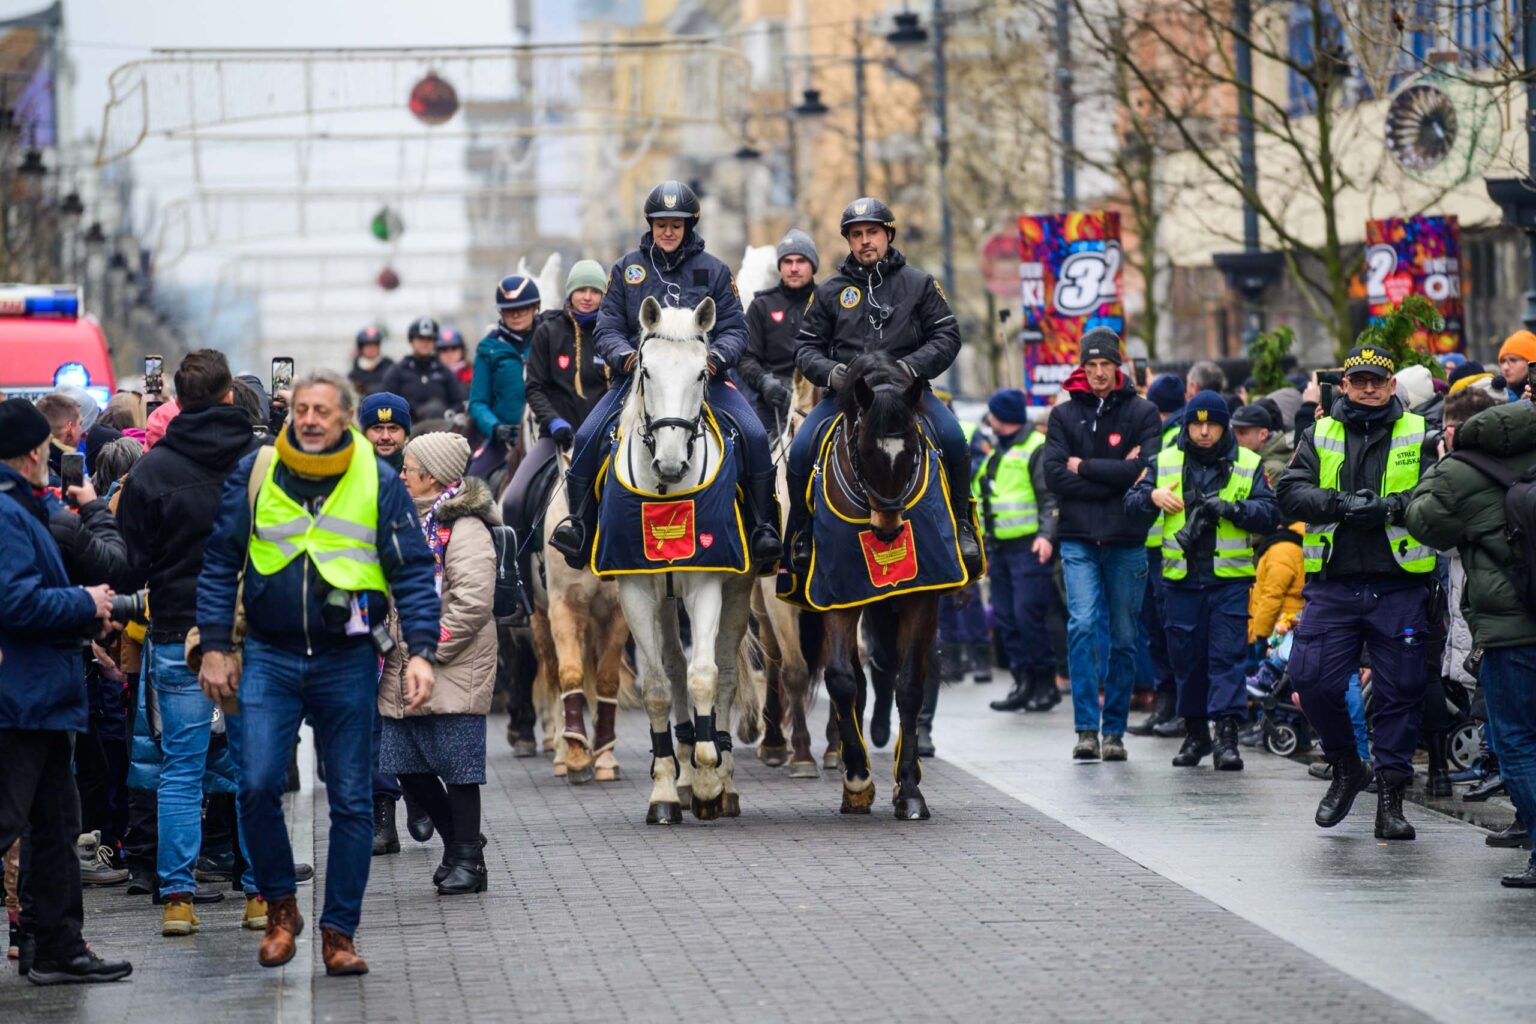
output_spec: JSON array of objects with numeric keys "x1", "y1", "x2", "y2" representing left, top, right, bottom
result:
[
  {"x1": 549, "y1": 474, "x2": 596, "y2": 570},
  {"x1": 951, "y1": 496, "x2": 984, "y2": 580},
  {"x1": 1374, "y1": 769, "x2": 1417, "y2": 841},
  {"x1": 1171, "y1": 718, "x2": 1212, "y2": 767},
  {"x1": 784, "y1": 472, "x2": 812, "y2": 573},
  {"x1": 1212, "y1": 717, "x2": 1244, "y2": 771},
  {"x1": 1024, "y1": 666, "x2": 1062, "y2": 712},
  {"x1": 746, "y1": 470, "x2": 783, "y2": 569}
]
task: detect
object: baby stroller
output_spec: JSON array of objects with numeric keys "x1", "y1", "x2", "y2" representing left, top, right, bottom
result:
[{"x1": 1245, "y1": 629, "x2": 1315, "y2": 757}]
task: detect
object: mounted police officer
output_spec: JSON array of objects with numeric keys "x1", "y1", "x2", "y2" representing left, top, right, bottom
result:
[
  {"x1": 549, "y1": 180, "x2": 780, "y2": 570},
  {"x1": 1127, "y1": 390, "x2": 1281, "y2": 771},
  {"x1": 1277, "y1": 345, "x2": 1439, "y2": 840},
  {"x1": 740, "y1": 228, "x2": 818, "y2": 430},
  {"x1": 786, "y1": 197, "x2": 981, "y2": 576}
]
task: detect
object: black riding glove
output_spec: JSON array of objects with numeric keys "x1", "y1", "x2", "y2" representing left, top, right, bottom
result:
[
  {"x1": 829, "y1": 364, "x2": 849, "y2": 391},
  {"x1": 759, "y1": 375, "x2": 792, "y2": 415},
  {"x1": 548, "y1": 417, "x2": 574, "y2": 451},
  {"x1": 493, "y1": 423, "x2": 519, "y2": 447}
]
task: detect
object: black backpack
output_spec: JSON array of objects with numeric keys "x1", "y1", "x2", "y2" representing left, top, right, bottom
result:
[
  {"x1": 488, "y1": 524, "x2": 531, "y2": 624},
  {"x1": 1447, "y1": 449, "x2": 1536, "y2": 608}
]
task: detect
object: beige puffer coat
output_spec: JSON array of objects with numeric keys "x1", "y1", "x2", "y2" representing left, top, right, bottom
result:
[{"x1": 379, "y1": 476, "x2": 500, "y2": 718}]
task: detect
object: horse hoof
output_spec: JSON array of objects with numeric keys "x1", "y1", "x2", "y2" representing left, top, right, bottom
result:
[
  {"x1": 566, "y1": 763, "x2": 595, "y2": 785},
  {"x1": 691, "y1": 793, "x2": 725, "y2": 821},
  {"x1": 512, "y1": 739, "x2": 537, "y2": 758},
  {"x1": 893, "y1": 795, "x2": 930, "y2": 821},
  {"x1": 758, "y1": 744, "x2": 789, "y2": 767},
  {"x1": 677, "y1": 785, "x2": 693, "y2": 805},
  {"x1": 822, "y1": 750, "x2": 842, "y2": 770},
  {"x1": 594, "y1": 761, "x2": 620, "y2": 783},
  {"x1": 646, "y1": 802, "x2": 682, "y2": 825},
  {"x1": 787, "y1": 760, "x2": 819, "y2": 780},
  {"x1": 565, "y1": 742, "x2": 594, "y2": 774},
  {"x1": 724, "y1": 793, "x2": 741, "y2": 817},
  {"x1": 840, "y1": 783, "x2": 875, "y2": 814}
]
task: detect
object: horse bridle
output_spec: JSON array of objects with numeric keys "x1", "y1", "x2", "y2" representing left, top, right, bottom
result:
[
  {"x1": 633, "y1": 346, "x2": 707, "y2": 461},
  {"x1": 841, "y1": 386, "x2": 922, "y2": 515}
]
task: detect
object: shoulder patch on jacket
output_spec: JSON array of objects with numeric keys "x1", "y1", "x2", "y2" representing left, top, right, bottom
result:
[
  {"x1": 624, "y1": 264, "x2": 646, "y2": 285},
  {"x1": 839, "y1": 286, "x2": 862, "y2": 309}
]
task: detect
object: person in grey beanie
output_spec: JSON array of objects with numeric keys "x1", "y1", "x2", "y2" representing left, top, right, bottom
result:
[{"x1": 739, "y1": 228, "x2": 819, "y2": 430}]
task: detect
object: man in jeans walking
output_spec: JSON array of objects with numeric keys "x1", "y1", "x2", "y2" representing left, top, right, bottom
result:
[
  {"x1": 197, "y1": 370, "x2": 439, "y2": 974},
  {"x1": 1042, "y1": 329, "x2": 1162, "y2": 761},
  {"x1": 116, "y1": 350, "x2": 266, "y2": 936}
]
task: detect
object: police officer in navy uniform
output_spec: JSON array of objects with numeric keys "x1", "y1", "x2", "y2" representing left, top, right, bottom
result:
[
  {"x1": 786, "y1": 197, "x2": 981, "y2": 575},
  {"x1": 739, "y1": 229, "x2": 818, "y2": 430},
  {"x1": 549, "y1": 180, "x2": 780, "y2": 569},
  {"x1": 380, "y1": 316, "x2": 464, "y2": 422},
  {"x1": 1277, "y1": 345, "x2": 1440, "y2": 840}
]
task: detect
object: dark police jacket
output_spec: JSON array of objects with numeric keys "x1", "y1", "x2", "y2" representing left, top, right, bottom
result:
[
  {"x1": 795, "y1": 248, "x2": 960, "y2": 387},
  {"x1": 1276, "y1": 396, "x2": 1438, "y2": 581},
  {"x1": 741, "y1": 281, "x2": 814, "y2": 397},
  {"x1": 594, "y1": 232, "x2": 747, "y2": 373},
  {"x1": 381, "y1": 354, "x2": 464, "y2": 420}
]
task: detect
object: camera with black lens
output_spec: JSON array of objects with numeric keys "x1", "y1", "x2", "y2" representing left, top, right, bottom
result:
[{"x1": 109, "y1": 589, "x2": 149, "y2": 624}]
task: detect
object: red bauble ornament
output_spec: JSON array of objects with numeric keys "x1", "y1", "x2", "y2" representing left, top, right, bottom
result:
[
  {"x1": 377, "y1": 267, "x2": 401, "y2": 291},
  {"x1": 408, "y1": 72, "x2": 459, "y2": 126}
]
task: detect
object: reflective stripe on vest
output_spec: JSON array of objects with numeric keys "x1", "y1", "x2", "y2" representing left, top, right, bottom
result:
[
  {"x1": 248, "y1": 429, "x2": 388, "y2": 592},
  {"x1": 1156, "y1": 445, "x2": 1261, "y2": 581},
  {"x1": 1148, "y1": 419, "x2": 1182, "y2": 548},
  {"x1": 972, "y1": 430, "x2": 1044, "y2": 541},
  {"x1": 1302, "y1": 413, "x2": 1433, "y2": 574}
]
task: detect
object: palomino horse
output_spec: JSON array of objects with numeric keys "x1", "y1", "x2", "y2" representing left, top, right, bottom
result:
[
  {"x1": 754, "y1": 372, "x2": 821, "y2": 777},
  {"x1": 611, "y1": 296, "x2": 757, "y2": 824},
  {"x1": 812, "y1": 352, "x2": 949, "y2": 820}
]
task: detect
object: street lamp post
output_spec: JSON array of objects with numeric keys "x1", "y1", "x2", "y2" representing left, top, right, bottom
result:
[
  {"x1": 1056, "y1": 0, "x2": 1076, "y2": 206},
  {"x1": 1487, "y1": 0, "x2": 1536, "y2": 332}
]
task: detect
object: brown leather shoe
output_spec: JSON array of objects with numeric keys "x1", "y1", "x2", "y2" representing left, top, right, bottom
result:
[
  {"x1": 257, "y1": 895, "x2": 304, "y2": 968},
  {"x1": 321, "y1": 927, "x2": 369, "y2": 976}
]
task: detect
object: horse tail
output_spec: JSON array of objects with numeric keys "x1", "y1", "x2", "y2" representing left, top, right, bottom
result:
[{"x1": 734, "y1": 628, "x2": 766, "y2": 746}]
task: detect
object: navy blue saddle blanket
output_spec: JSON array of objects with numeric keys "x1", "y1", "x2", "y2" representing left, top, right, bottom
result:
[
  {"x1": 592, "y1": 412, "x2": 750, "y2": 575},
  {"x1": 783, "y1": 415, "x2": 969, "y2": 611}
]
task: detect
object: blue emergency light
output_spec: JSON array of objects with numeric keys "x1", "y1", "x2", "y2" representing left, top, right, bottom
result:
[
  {"x1": 54, "y1": 362, "x2": 91, "y2": 390},
  {"x1": 0, "y1": 285, "x2": 82, "y2": 318}
]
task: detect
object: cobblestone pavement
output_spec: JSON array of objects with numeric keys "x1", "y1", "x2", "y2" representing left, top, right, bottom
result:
[{"x1": 5, "y1": 679, "x2": 1528, "y2": 1024}]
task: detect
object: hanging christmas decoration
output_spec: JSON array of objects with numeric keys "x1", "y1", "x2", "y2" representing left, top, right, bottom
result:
[
  {"x1": 408, "y1": 72, "x2": 459, "y2": 126},
  {"x1": 377, "y1": 266, "x2": 401, "y2": 291},
  {"x1": 370, "y1": 206, "x2": 404, "y2": 242}
]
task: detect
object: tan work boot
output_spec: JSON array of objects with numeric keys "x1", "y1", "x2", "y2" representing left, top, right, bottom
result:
[
  {"x1": 258, "y1": 895, "x2": 303, "y2": 967},
  {"x1": 242, "y1": 894, "x2": 268, "y2": 931},
  {"x1": 321, "y1": 927, "x2": 369, "y2": 976},
  {"x1": 161, "y1": 895, "x2": 200, "y2": 936}
]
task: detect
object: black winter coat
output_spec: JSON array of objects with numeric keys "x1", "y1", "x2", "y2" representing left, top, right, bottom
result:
[
  {"x1": 795, "y1": 248, "x2": 960, "y2": 387},
  {"x1": 525, "y1": 308, "x2": 608, "y2": 435},
  {"x1": 741, "y1": 281, "x2": 813, "y2": 412},
  {"x1": 349, "y1": 356, "x2": 395, "y2": 399},
  {"x1": 115, "y1": 404, "x2": 261, "y2": 639},
  {"x1": 381, "y1": 354, "x2": 464, "y2": 420},
  {"x1": 1276, "y1": 396, "x2": 1439, "y2": 581},
  {"x1": 49, "y1": 497, "x2": 130, "y2": 588},
  {"x1": 1042, "y1": 369, "x2": 1163, "y2": 545}
]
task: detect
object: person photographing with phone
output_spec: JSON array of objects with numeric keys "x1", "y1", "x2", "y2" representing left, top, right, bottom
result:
[{"x1": 196, "y1": 369, "x2": 440, "y2": 976}]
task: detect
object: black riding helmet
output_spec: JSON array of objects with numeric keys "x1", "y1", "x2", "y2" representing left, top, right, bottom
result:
[
  {"x1": 839, "y1": 196, "x2": 896, "y2": 240},
  {"x1": 644, "y1": 180, "x2": 701, "y2": 223}
]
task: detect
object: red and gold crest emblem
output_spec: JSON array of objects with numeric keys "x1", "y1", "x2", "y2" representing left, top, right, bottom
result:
[
  {"x1": 859, "y1": 522, "x2": 919, "y2": 588},
  {"x1": 642, "y1": 500, "x2": 696, "y2": 562}
]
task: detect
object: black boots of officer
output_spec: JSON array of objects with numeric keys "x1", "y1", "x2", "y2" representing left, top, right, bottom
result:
[
  {"x1": 371, "y1": 796, "x2": 399, "y2": 856},
  {"x1": 745, "y1": 470, "x2": 783, "y2": 569},
  {"x1": 1170, "y1": 715, "x2": 1257, "y2": 769},
  {"x1": 1171, "y1": 718, "x2": 1213, "y2": 766},
  {"x1": 1127, "y1": 687, "x2": 1176, "y2": 736},
  {"x1": 990, "y1": 667, "x2": 1059, "y2": 713},
  {"x1": 1315, "y1": 752, "x2": 1374, "y2": 828},
  {"x1": 1375, "y1": 769, "x2": 1417, "y2": 841},
  {"x1": 1212, "y1": 717, "x2": 1244, "y2": 772},
  {"x1": 550, "y1": 473, "x2": 597, "y2": 570}
]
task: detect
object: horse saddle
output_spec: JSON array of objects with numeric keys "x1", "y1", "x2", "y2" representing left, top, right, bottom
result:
[{"x1": 501, "y1": 445, "x2": 563, "y2": 554}]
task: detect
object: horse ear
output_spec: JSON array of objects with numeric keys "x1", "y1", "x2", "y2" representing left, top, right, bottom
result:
[
  {"x1": 903, "y1": 374, "x2": 924, "y2": 407},
  {"x1": 639, "y1": 296, "x2": 663, "y2": 336},
  {"x1": 853, "y1": 373, "x2": 874, "y2": 411},
  {"x1": 694, "y1": 296, "x2": 716, "y2": 335}
]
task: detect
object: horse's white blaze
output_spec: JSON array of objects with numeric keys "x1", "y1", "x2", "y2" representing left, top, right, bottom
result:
[{"x1": 878, "y1": 436, "x2": 904, "y2": 461}]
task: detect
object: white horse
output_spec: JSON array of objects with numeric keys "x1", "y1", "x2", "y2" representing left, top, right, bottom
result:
[{"x1": 613, "y1": 295, "x2": 757, "y2": 823}]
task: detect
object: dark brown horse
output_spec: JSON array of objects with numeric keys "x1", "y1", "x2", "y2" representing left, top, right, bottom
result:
[{"x1": 818, "y1": 352, "x2": 943, "y2": 820}]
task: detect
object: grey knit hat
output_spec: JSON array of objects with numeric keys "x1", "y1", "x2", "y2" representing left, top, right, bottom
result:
[
  {"x1": 775, "y1": 228, "x2": 819, "y2": 272},
  {"x1": 406, "y1": 431, "x2": 471, "y2": 487},
  {"x1": 565, "y1": 259, "x2": 609, "y2": 298}
]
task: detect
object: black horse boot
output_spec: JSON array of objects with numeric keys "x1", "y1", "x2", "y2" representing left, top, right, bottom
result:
[
  {"x1": 1315, "y1": 752, "x2": 1373, "y2": 828},
  {"x1": 548, "y1": 474, "x2": 597, "y2": 570},
  {"x1": 1212, "y1": 717, "x2": 1244, "y2": 771},
  {"x1": 1171, "y1": 718, "x2": 1212, "y2": 767},
  {"x1": 989, "y1": 670, "x2": 1032, "y2": 712},
  {"x1": 1375, "y1": 769, "x2": 1417, "y2": 840},
  {"x1": 436, "y1": 841, "x2": 489, "y2": 896}
]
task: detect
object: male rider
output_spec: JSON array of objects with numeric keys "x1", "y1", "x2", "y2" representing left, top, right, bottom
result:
[
  {"x1": 549, "y1": 180, "x2": 780, "y2": 570},
  {"x1": 786, "y1": 197, "x2": 981, "y2": 576},
  {"x1": 740, "y1": 229, "x2": 818, "y2": 430}
]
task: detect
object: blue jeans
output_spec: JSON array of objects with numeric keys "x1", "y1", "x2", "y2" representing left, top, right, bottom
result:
[
  {"x1": 1060, "y1": 541, "x2": 1147, "y2": 735},
  {"x1": 1478, "y1": 646, "x2": 1536, "y2": 868},
  {"x1": 1346, "y1": 672, "x2": 1371, "y2": 761},
  {"x1": 150, "y1": 642, "x2": 256, "y2": 898},
  {"x1": 238, "y1": 638, "x2": 378, "y2": 937}
]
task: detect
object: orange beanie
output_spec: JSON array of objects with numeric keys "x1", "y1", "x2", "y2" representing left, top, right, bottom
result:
[{"x1": 1499, "y1": 329, "x2": 1536, "y2": 364}]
